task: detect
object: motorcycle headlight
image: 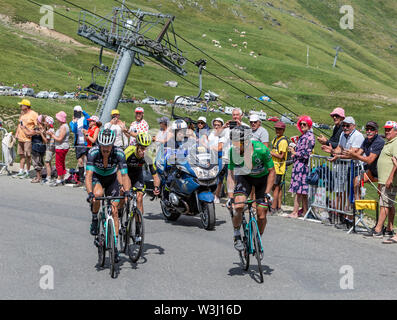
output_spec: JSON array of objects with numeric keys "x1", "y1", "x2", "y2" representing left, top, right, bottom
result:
[{"x1": 193, "y1": 166, "x2": 219, "y2": 180}]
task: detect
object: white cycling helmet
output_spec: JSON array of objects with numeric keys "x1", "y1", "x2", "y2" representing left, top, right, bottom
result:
[
  {"x1": 171, "y1": 119, "x2": 187, "y2": 130},
  {"x1": 98, "y1": 128, "x2": 116, "y2": 146}
]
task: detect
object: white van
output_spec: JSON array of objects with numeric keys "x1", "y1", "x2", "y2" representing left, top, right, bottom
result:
[
  {"x1": 21, "y1": 88, "x2": 35, "y2": 96},
  {"x1": 224, "y1": 106, "x2": 235, "y2": 115},
  {"x1": 250, "y1": 110, "x2": 267, "y2": 120}
]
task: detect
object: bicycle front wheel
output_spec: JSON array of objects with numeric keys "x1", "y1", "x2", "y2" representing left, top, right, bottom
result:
[
  {"x1": 108, "y1": 220, "x2": 117, "y2": 278},
  {"x1": 97, "y1": 220, "x2": 106, "y2": 268},
  {"x1": 240, "y1": 220, "x2": 250, "y2": 271},
  {"x1": 127, "y1": 208, "x2": 145, "y2": 263},
  {"x1": 251, "y1": 220, "x2": 263, "y2": 283}
]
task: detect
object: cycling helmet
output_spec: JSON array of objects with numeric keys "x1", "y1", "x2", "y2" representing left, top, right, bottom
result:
[
  {"x1": 136, "y1": 132, "x2": 152, "y2": 147},
  {"x1": 171, "y1": 119, "x2": 187, "y2": 130},
  {"x1": 230, "y1": 125, "x2": 252, "y2": 142},
  {"x1": 98, "y1": 128, "x2": 116, "y2": 146}
]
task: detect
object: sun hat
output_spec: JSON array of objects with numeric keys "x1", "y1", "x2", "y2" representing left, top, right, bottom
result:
[
  {"x1": 330, "y1": 107, "x2": 345, "y2": 118},
  {"x1": 18, "y1": 99, "x2": 31, "y2": 107},
  {"x1": 135, "y1": 107, "x2": 144, "y2": 113},
  {"x1": 55, "y1": 111, "x2": 67, "y2": 123},
  {"x1": 37, "y1": 115, "x2": 44, "y2": 124},
  {"x1": 384, "y1": 120, "x2": 397, "y2": 129},
  {"x1": 212, "y1": 117, "x2": 224, "y2": 126},
  {"x1": 198, "y1": 116, "x2": 207, "y2": 123},
  {"x1": 342, "y1": 116, "x2": 355, "y2": 125},
  {"x1": 45, "y1": 116, "x2": 54, "y2": 127},
  {"x1": 274, "y1": 121, "x2": 286, "y2": 129},
  {"x1": 88, "y1": 115, "x2": 99, "y2": 122},
  {"x1": 73, "y1": 105, "x2": 83, "y2": 112},
  {"x1": 249, "y1": 114, "x2": 260, "y2": 122}
]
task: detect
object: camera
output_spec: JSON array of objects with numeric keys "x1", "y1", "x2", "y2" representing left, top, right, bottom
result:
[{"x1": 229, "y1": 121, "x2": 237, "y2": 129}]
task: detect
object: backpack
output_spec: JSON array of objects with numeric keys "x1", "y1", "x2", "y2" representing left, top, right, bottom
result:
[{"x1": 272, "y1": 136, "x2": 292, "y2": 167}]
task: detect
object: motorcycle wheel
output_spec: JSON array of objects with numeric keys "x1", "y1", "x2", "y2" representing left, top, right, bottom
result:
[
  {"x1": 200, "y1": 201, "x2": 216, "y2": 230},
  {"x1": 160, "y1": 200, "x2": 181, "y2": 221}
]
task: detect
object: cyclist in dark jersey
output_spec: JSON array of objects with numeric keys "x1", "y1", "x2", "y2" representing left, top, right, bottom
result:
[
  {"x1": 85, "y1": 128, "x2": 131, "y2": 263},
  {"x1": 227, "y1": 126, "x2": 275, "y2": 251},
  {"x1": 124, "y1": 132, "x2": 160, "y2": 215}
]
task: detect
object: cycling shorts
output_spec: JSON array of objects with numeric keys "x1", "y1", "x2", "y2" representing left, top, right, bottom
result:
[
  {"x1": 92, "y1": 173, "x2": 120, "y2": 201},
  {"x1": 128, "y1": 169, "x2": 145, "y2": 192},
  {"x1": 234, "y1": 174, "x2": 268, "y2": 207}
]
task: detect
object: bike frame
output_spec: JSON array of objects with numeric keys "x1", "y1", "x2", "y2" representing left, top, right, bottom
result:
[{"x1": 243, "y1": 204, "x2": 264, "y2": 255}]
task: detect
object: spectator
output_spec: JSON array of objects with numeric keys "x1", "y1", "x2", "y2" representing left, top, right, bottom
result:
[
  {"x1": 364, "y1": 121, "x2": 397, "y2": 239},
  {"x1": 48, "y1": 111, "x2": 70, "y2": 187},
  {"x1": 126, "y1": 107, "x2": 149, "y2": 146},
  {"x1": 69, "y1": 105, "x2": 90, "y2": 187},
  {"x1": 328, "y1": 116, "x2": 365, "y2": 229},
  {"x1": 288, "y1": 115, "x2": 316, "y2": 218},
  {"x1": 153, "y1": 116, "x2": 171, "y2": 146},
  {"x1": 43, "y1": 116, "x2": 55, "y2": 185},
  {"x1": 270, "y1": 121, "x2": 289, "y2": 214},
  {"x1": 30, "y1": 116, "x2": 47, "y2": 183},
  {"x1": 195, "y1": 116, "x2": 210, "y2": 146},
  {"x1": 14, "y1": 99, "x2": 38, "y2": 179},
  {"x1": 343, "y1": 121, "x2": 384, "y2": 199},
  {"x1": 105, "y1": 109, "x2": 128, "y2": 148},
  {"x1": 318, "y1": 107, "x2": 345, "y2": 151},
  {"x1": 183, "y1": 117, "x2": 197, "y2": 139},
  {"x1": 249, "y1": 114, "x2": 269, "y2": 147},
  {"x1": 208, "y1": 118, "x2": 226, "y2": 203},
  {"x1": 83, "y1": 115, "x2": 100, "y2": 149}
]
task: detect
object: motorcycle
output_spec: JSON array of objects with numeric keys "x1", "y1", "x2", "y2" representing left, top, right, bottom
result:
[{"x1": 154, "y1": 144, "x2": 220, "y2": 230}]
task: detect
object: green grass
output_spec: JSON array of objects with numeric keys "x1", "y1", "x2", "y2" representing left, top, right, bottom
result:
[{"x1": 2, "y1": 0, "x2": 397, "y2": 222}]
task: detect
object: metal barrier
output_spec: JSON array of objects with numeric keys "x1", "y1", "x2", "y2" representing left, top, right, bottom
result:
[{"x1": 304, "y1": 155, "x2": 362, "y2": 228}]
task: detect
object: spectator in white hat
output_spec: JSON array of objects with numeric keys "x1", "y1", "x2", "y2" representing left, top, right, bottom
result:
[
  {"x1": 249, "y1": 114, "x2": 269, "y2": 147},
  {"x1": 195, "y1": 116, "x2": 210, "y2": 145},
  {"x1": 153, "y1": 116, "x2": 171, "y2": 146},
  {"x1": 208, "y1": 118, "x2": 227, "y2": 203},
  {"x1": 126, "y1": 106, "x2": 149, "y2": 146}
]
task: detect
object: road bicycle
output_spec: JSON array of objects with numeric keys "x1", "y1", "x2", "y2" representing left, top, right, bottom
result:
[
  {"x1": 229, "y1": 198, "x2": 271, "y2": 283},
  {"x1": 94, "y1": 195, "x2": 124, "y2": 278},
  {"x1": 119, "y1": 188, "x2": 145, "y2": 263}
]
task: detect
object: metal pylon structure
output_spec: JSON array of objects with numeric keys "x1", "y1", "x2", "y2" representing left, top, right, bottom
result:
[{"x1": 77, "y1": 1, "x2": 187, "y2": 124}]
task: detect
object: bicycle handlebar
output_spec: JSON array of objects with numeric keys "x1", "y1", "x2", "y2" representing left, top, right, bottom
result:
[{"x1": 233, "y1": 198, "x2": 271, "y2": 206}]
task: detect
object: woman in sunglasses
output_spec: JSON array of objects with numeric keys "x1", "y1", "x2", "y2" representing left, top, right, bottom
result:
[{"x1": 287, "y1": 115, "x2": 316, "y2": 218}]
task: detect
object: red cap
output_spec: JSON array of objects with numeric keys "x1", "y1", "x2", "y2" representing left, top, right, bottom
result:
[{"x1": 274, "y1": 121, "x2": 286, "y2": 129}]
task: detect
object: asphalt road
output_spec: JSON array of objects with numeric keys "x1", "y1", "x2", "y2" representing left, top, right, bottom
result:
[{"x1": 1, "y1": 176, "x2": 397, "y2": 300}]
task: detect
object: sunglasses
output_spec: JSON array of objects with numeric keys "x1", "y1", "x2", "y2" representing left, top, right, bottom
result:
[
  {"x1": 332, "y1": 115, "x2": 341, "y2": 119},
  {"x1": 365, "y1": 127, "x2": 376, "y2": 132},
  {"x1": 250, "y1": 121, "x2": 259, "y2": 124},
  {"x1": 198, "y1": 122, "x2": 205, "y2": 125},
  {"x1": 299, "y1": 123, "x2": 308, "y2": 127},
  {"x1": 342, "y1": 124, "x2": 351, "y2": 128}
]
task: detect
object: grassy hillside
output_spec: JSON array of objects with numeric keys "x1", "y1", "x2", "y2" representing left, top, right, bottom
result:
[{"x1": 0, "y1": 0, "x2": 395, "y2": 216}]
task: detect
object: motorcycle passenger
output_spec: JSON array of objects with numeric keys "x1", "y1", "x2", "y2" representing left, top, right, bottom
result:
[
  {"x1": 85, "y1": 129, "x2": 131, "y2": 263},
  {"x1": 124, "y1": 132, "x2": 160, "y2": 216},
  {"x1": 227, "y1": 126, "x2": 276, "y2": 251}
]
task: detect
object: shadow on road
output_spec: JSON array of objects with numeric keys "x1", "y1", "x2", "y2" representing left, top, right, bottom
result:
[{"x1": 228, "y1": 262, "x2": 274, "y2": 284}]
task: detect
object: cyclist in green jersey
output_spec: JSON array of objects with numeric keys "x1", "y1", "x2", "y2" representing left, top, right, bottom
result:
[{"x1": 227, "y1": 126, "x2": 275, "y2": 251}]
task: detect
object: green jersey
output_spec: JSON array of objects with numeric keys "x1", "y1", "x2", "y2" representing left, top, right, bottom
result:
[{"x1": 228, "y1": 140, "x2": 274, "y2": 178}]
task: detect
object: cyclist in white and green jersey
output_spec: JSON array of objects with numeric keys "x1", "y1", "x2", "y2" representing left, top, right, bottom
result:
[{"x1": 227, "y1": 126, "x2": 276, "y2": 251}]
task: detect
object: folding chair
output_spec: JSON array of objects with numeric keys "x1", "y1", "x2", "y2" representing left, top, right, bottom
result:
[{"x1": 348, "y1": 199, "x2": 378, "y2": 234}]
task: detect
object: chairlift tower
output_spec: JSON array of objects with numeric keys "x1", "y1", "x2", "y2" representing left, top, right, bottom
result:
[{"x1": 77, "y1": 1, "x2": 187, "y2": 124}]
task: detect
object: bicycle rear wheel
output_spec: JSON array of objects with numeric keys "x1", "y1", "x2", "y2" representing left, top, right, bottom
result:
[
  {"x1": 126, "y1": 208, "x2": 145, "y2": 263},
  {"x1": 239, "y1": 220, "x2": 250, "y2": 271},
  {"x1": 251, "y1": 220, "x2": 263, "y2": 283},
  {"x1": 108, "y1": 220, "x2": 117, "y2": 278}
]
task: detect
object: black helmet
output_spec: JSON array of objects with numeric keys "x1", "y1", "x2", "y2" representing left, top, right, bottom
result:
[{"x1": 230, "y1": 125, "x2": 252, "y2": 142}]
